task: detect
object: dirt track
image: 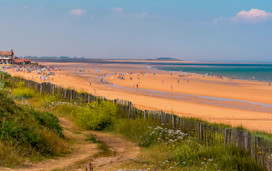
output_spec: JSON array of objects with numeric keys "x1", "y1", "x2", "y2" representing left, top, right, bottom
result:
[{"x1": 1, "y1": 117, "x2": 140, "y2": 171}]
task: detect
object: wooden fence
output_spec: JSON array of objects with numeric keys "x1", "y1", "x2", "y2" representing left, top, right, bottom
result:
[{"x1": 1, "y1": 73, "x2": 272, "y2": 170}]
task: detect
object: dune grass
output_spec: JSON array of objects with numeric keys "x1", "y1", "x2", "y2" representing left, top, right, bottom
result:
[{"x1": 0, "y1": 82, "x2": 70, "y2": 168}]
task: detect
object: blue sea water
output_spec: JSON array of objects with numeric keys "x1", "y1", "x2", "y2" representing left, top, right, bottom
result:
[{"x1": 156, "y1": 63, "x2": 272, "y2": 82}]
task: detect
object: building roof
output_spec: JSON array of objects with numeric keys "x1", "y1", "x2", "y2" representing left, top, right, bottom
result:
[
  {"x1": 0, "y1": 50, "x2": 13, "y2": 56},
  {"x1": 14, "y1": 59, "x2": 31, "y2": 63}
]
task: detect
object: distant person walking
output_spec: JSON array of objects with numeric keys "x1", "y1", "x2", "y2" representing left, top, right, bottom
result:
[{"x1": 136, "y1": 84, "x2": 139, "y2": 88}]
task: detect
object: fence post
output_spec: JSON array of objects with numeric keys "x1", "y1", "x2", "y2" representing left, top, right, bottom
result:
[
  {"x1": 224, "y1": 128, "x2": 229, "y2": 147},
  {"x1": 172, "y1": 115, "x2": 175, "y2": 129},
  {"x1": 144, "y1": 110, "x2": 147, "y2": 120},
  {"x1": 40, "y1": 83, "x2": 43, "y2": 95},
  {"x1": 245, "y1": 132, "x2": 251, "y2": 153},
  {"x1": 88, "y1": 94, "x2": 91, "y2": 103},
  {"x1": 200, "y1": 123, "x2": 204, "y2": 141}
]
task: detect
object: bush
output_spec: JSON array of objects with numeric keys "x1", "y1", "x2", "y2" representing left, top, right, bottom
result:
[
  {"x1": 0, "y1": 90, "x2": 20, "y2": 118},
  {"x1": 0, "y1": 80, "x2": 11, "y2": 89},
  {"x1": 12, "y1": 81, "x2": 35, "y2": 99},
  {"x1": 108, "y1": 117, "x2": 161, "y2": 143},
  {"x1": 139, "y1": 126, "x2": 187, "y2": 147},
  {"x1": 49, "y1": 99, "x2": 119, "y2": 131},
  {"x1": 75, "y1": 100, "x2": 119, "y2": 130},
  {"x1": 0, "y1": 91, "x2": 69, "y2": 166},
  {"x1": 40, "y1": 94, "x2": 59, "y2": 108},
  {"x1": 13, "y1": 88, "x2": 35, "y2": 99},
  {"x1": 31, "y1": 109, "x2": 63, "y2": 137}
]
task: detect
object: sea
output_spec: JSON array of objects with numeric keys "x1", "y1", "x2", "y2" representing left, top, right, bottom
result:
[{"x1": 156, "y1": 63, "x2": 272, "y2": 82}]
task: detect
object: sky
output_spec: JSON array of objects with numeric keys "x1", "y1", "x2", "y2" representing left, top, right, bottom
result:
[{"x1": 0, "y1": 0, "x2": 272, "y2": 62}]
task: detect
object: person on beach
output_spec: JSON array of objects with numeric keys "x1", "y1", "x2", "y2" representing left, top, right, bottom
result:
[
  {"x1": 269, "y1": 82, "x2": 271, "y2": 86},
  {"x1": 178, "y1": 80, "x2": 180, "y2": 84},
  {"x1": 136, "y1": 84, "x2": 138, "y2": 88},
  {"x1": 90, "y1": 82, "x2": 91, "y2": 86},
  {"x1": 162, "y1": 80, "x2": 164, "y2": 84},
  {"x1": 171, "y1": 84, "x2": 173, "y2": 90},
  {"x1": 133, "y1": 82, "x2": 135, "y2": 87}
]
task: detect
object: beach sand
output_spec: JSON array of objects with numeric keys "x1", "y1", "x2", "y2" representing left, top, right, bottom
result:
[{"x1": 6, "y1": 61, "x2": 272, "y2": 133}]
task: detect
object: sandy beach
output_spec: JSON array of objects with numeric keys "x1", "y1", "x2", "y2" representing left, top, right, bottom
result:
[{"x1": 5, "y1": 61, "x2": 272, "y2": 133}]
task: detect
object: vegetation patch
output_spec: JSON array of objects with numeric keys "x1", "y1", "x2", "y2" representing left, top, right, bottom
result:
[
  {"x1": 12, "y1": 82, "x2": 35, "y2": 99},
  {"x1": 0, "y1": 83, "x2": 70, "y2": 167},
  {"x1": 86, "y1": 134, "x2": 114, "y2": 157},
  {"x1": 50, "y1": 99, "x2": 119, "y2": 131}
]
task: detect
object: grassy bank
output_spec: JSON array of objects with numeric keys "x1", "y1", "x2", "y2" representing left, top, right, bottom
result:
[
  {"x1": 4, "y1": 77, "x2": 266, "y2": 170},
  {"x1": 0, "y1": 79, "x2": 70, "y2": 168}
]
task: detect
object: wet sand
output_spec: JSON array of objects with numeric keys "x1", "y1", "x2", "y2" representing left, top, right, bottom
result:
[{"x1": 6, "y1": 62, "x2": 272, "y2": 133}]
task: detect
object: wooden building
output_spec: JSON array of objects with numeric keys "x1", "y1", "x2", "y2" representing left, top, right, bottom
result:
[{"x1": 0, "y1": 50, "x2": 15, "y2": 64}]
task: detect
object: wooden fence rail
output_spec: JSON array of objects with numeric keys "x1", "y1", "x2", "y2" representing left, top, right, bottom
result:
[{"x1": 1, "y1": 73, "x2": 271, "y2": 170}]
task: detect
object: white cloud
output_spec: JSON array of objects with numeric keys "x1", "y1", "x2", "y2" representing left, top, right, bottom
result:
[
  {"x1": 69, "y1": 9, "x2": 86, "y2": 17},
  {"x1": 112, "y1": 8, "x2": 123, "y2": 13},
  {"x1": 213, "y1": 17, "x2": 224, "y2": 24},
  {"x1": 231, "y1": 9, "x2": 272, "y2": 23},
  {"x1": 24, "y1": 6, "x2": 29, "y2": 9},
  {"x1": 111, "y1": 8, "x2": 148, "y2": 19},
  {"x1": 136, "y1": 12, "x2": 148, "y2": 19}
]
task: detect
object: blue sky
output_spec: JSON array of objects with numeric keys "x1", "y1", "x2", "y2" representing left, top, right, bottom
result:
[{"x1": 0, "y1": 0, "x2": 272, "y2": 62}]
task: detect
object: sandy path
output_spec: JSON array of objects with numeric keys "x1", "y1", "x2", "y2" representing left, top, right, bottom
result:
[
  {"x1": 90, "y1": 132, "x2": 140, "y2": 170},
  {"x1": 0, "y1": 117, "x2": 140, "y2": 171}
]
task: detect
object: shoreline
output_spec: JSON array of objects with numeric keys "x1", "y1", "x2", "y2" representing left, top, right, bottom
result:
[
  {"x1": 153, "y1": 66, "x2": 272, "y2": 83},
  {"x1": 154, "y1": 68, "x2": 271, "y2": 83}
]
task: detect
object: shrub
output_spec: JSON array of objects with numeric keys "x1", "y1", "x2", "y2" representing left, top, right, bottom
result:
[
  {"x1": 139, "y1": 126, "x2": 187, "y2": 147},
  {"x1": 0, "y1": 80, "x2": 11, "y2": 89},
  {"x1": 49, "y1": 99, "x2": 119, "y2": 131},
  {"x1": 0, "y1": 91, "x2": 69, "y2": 167},
  {"x1": 109, "y1": 117, "x2": 161, "y2": 143},
  {"x1": 0, "y1": 90, "x2": 19, "y2": 117},
  {"x1": 13, "y1": 87, "x2": 35, "y2": 99},
  {"x1": 31, "y1": 109, "x2": 63, "y2": 137},
  {"x1": 75, "y1": 100, "x2": 119, "y2": 130},
  {"x1": 40, "y1": 94, "x2": 59, "y2": 108}
]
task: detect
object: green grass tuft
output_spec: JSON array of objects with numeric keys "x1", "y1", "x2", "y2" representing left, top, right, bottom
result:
[{"x1": 0, "y1": 86, "x2": 70, "y2": 167}]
